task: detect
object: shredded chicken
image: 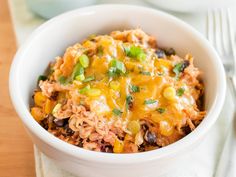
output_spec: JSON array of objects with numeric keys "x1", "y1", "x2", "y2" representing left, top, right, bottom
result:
[{"x1": 31, "y1": 29, "x2": 206, "y2": 153}]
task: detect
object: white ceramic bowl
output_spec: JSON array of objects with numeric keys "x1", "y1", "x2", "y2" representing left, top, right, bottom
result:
[
  {"x1": 145, "y1": 0, "x2": 236, "y2": 13},
  {"x1": 9, "y1": 5, "x2": 226, "y2": 177}
]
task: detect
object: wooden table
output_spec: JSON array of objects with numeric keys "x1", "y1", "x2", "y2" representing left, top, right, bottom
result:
[{"x1": 0, "y1": 0, "x2": 35, "y2": 176}]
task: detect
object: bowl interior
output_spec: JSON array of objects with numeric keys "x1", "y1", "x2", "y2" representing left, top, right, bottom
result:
[{"x1": 10, "y1": 5, "x2": 225, "y2": 161}]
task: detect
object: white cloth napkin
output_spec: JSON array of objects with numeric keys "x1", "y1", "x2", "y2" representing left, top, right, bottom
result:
[{"x1": 8, "y1": 0, "x2": 236, "y2": 176}]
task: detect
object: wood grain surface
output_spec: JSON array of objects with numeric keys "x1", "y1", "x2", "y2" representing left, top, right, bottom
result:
[{"x1": 0, "y1": 0, "x2": 35, "y2": 176}]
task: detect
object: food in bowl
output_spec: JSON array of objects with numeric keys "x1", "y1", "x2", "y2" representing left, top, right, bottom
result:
[{"x1": 30, "y1": 29, "x2": 205, "y2": 153}]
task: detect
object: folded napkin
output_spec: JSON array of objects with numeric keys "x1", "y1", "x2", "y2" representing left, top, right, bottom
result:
[{"x1": 9, "y1": 0, "x2": 236, "y2": 176}]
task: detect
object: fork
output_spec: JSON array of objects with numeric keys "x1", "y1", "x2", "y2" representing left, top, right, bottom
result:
[{"x1": 207, "y1": 8, "x2": 236, "y2": 177}]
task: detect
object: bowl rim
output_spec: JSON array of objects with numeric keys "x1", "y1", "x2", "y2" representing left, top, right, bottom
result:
[{"x1": 9, "y1": 4, "x2": 226, "y2": 164}]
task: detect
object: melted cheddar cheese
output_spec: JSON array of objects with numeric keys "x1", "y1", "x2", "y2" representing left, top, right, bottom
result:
[{"x1": 31, "y1": 29, "x2": 205, "y2": 153}]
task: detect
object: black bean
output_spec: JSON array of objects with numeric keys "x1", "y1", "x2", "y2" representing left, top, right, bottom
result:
[
  {"x1": 50, "y1": 91, "x2": 59, "y2": 100},
  {"x1": 156, "y1": 49, "x2": 165, "y2": 58},
  {"x1": 64, "y1": 124, "x2": 74, "y2": 136},
  {"x1": 76, "y1": 141, "x2": 83, "y2": 148},
  {"x1": 53, "y1": 118, "x2": 65, "y2": 127},
  {"x1": 101, "y1": 145, "x2": 113, "y2": 153},
  {"x1": 181, "y1": 60, "x2": 190, "y2": 72},
  {"x1": 144, "y1": 131, "x2": 157, "y2": 145},
  {"x1": 90, "y1": 38, "x2": 96, "y2": 42},
  {"x1": 40, "y1": 118, "x2": 49, "y2": 130},
  {"x1": 141, "y1": 124, "x2": 149, "y2": 132},
  {"x1": 164, "y1": 48, "x2": 176, "y2": 56},
  {"x1": 138, "y1": 144, "x2": 146, "y2": 152},
  {"x1": 181, "y1": 126, "x2": 191, "y2": 135}
]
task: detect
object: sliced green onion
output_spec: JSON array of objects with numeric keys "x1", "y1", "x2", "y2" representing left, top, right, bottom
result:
[
  {"x1": 75, "y1": 74, "x2": 85, "y2": 81},
  {"x1": 144, "y1": 99, "x2": 157, "y2": 105},
  {"x1": 130, "y1": 85, "x2": 140, "y2": 93},
  {"x1": 173, "y1": 61, "x2": 190, "y2": 79},
  {"x1": 79, "y1": 54, "x2": 89, "y2": 68},
  {"x1": 126, "y1": 95, "x2": 134, "y2": 110},
  {"x1": 58, "y1": 76, "x2": 67, "y2": 84},
  {"x1": 83, "y1": 75, "x2": 95, "y2": 82},
  {"x1": 108, "y1": 59, "x2": 126, "y2": 78},
  {"x1": 126, "y1": 45, "x2": 146, "y2": 62},
  {"x1": 137, "y1": 52, "x2": 146, "y2": 62},
  {"x1": 110, "y1": 59, "x2": 126, "y2": 73},
  {"x1": 112, "y1": 109, "x2": 123, "y2": 116},
  {"x1": 108, "y1": 67, "x2": 119, "y2": 77},
  {"x1": 173, "y1": 63, "x2": 182, "y2": 78},
  {"x1": 176, "y1": 88, "x2": 185, "y2": 96},
  {"x1": 124, "y1": 46, "x2": 130, "y2": 55},
  {"x1": 72, "y1": 63, "x2": 84, "y2": 79},
  {"x1": 79, "y1": 85, "x2": 90, "y2": 94},
  {"x1": 129, "y1": 46, "x2": 143, "y2": 57},
  {"x1": 156, "y1": 108, "x2": 166, "y2": 114},
  {"x1": 38, "y1": 75, "x2": 47, "y2": 83},
  {"x1": 86, "y1": 88, "x2": 101, "y2": 97}
]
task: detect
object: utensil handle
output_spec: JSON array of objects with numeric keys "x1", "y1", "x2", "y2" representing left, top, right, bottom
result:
[
  {"x1": 214, "y1": 76, "x2": 236, "y2": 177},
  {"x1": 228, "y1": 76, "x2": 236, "y2": 106}
]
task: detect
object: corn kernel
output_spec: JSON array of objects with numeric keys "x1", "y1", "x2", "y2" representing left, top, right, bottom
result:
[
  {"x1": 52, "y1": 103, "x2": 62, "y2": 115},
  {"x1": 113, "y1": 139, "x2": 124, "y2": 153},
  {"x1": 109, "y1": 81, "x2": 120, "y2": 91},
  {"x1": 83, "y1": 40, "x2": 95, "y2": 48},
  {"x1": 124, "y1": 134, "x2": 133, "y2": 141},
  {"x1": 127, "y1": 120, "x2": 140, "y2": 135},
  {"x1": 34, "y1": 92, "x2": 47, "y2": 107},
  {"x1": 86, "y1": 88, "x2": 101, "y2": 97},
  {"x1": 79, "y1": 54, "x2": 89, "y2": 68},
  {"x1": 44, "y1": 99, "x2": 55, "y2": 114},
  {"x1": 163, "y1": 86, "x2": 176, "y2": 100},
  {"x1": 159, "y1": 120, "x2": 173, "y2": 136},
  {"x1": 31, "y1": 107, "x2": 45, "y2": 122}
]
